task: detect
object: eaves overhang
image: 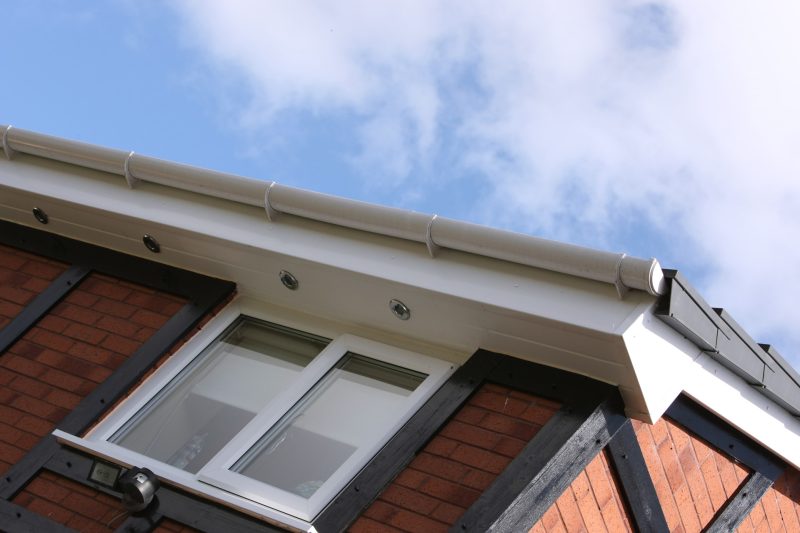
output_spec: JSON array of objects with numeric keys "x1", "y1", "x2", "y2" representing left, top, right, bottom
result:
[
  {"x1": 0, "y1": 125, "x2": 663, "y2": 422},
  {"x1": 1, "y1": 124, "x2": 799, "y2": 469}
]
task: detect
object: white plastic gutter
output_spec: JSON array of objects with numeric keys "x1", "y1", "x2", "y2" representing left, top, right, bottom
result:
[{"x1": 1, "y1": 125, "x2": 665, "y2": 296}]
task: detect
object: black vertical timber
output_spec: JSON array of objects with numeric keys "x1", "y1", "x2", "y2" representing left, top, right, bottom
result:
[
  {"x1": 452, "y1": 393, "x2": 627, "y2": 533},
  {"x1": 607, "y1": 419, "x2": 669, "y2": 533},
  {"x1": 313, "y1": 351, "x2": 499, "y2": 532},
  {"x1": 0, "y1": 264, "x2": 90, "y2": 354},
  {"x1": 704, "y1": 472, "x2": 774, "y2": 533}
]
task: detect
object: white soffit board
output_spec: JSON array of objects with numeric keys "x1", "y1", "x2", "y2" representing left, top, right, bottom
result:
[
  {"x1": 0, "y1": 154, "x2": 650, "y2": 393},
  {"x1": 622, "y1": 310, "x2": 800, "y2": 470}
]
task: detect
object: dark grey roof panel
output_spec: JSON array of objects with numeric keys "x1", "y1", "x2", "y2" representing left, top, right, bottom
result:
[{"x1": 655, "y1": 270, "x2": 800, "y2": 418}]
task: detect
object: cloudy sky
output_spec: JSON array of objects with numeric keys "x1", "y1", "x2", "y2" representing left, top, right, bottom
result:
[{"x1": 2, "y1": 1, "x2": 799, "y2": 369}]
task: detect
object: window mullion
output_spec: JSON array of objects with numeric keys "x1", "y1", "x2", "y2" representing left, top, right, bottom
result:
[{"x1": 197, "y1": 337, "x2": 347, "y2": 476}]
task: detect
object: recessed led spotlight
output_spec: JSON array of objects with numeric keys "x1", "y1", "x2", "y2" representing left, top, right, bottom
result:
[
  {"x1": 32, "y1": 207, "x2": 49, "y2": 224},
  {"x1": 389, "y1": 299, "x2": 411, "y2": 320},
  {"x1": 280, "y1": 270, "x2": 299, "y2": 290},
  {"x1": 142, "y1": 234, "x2": 160, "y2": 253}
]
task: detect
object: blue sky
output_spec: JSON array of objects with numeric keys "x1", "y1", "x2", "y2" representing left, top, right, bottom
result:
[{"x1": 3, "y1": 1, "x2": 799, "y2": 369}]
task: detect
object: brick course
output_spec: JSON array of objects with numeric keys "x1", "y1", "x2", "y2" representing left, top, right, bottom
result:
[
  {"x1": 0, "y1": 244, "x2": 68, "y2": 330},
  {"x1": 633, "y1": 417, "x2": 750, "y2": 533},
  {"x1": 351, "y1": 383, "x2": 561, "y2": 532},
  {"x1": 13, "y1": 470, "x2": 127, "y2": 533}
]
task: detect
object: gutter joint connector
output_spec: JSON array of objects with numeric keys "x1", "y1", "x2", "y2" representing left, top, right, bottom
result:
[
  {"x1": 2, "y1": 125, "x2": 15, "y2": 160},
  {"x1": 613, "y1": 253, "x2": 630, "y2": 299},
  {"x1": 264, "y1": 181, "x2": 279, "y2": 221},
  {"x1": 426, "y1": 215, "x2": 440, "y2": 257},
  {"x1": 124, "y1": 151, "x2": 139, "y2": 189}
]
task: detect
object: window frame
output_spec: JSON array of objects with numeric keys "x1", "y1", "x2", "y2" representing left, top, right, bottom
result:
[{"x1": 54, "y1": 298, "x2": 455, "y2": 525}]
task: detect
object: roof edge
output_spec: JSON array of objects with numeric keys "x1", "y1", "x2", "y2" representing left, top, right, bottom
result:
[
  {"x1": 655, "y1": 269, "x2": 800, "y2": 418},
  {"x1": 0, "y1": 124, "x2": 664, "y2": 297}
]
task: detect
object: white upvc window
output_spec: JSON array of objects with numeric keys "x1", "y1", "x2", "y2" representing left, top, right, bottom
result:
[{"x1": 55, "y1": 300, "x2": 454, "y2": 527}]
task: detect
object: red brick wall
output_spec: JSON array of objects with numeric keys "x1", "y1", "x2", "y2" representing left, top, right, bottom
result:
[
  {"x1": 0, "y1": 243, "x2": 68, "y2": 330},
  {"x1": 351, "y1": 383, "x2": 561, "y2": 532},
  {"x1": 530, "y1": 449, "x2": 633, "y2": 533},
  {"x1": 13, "y1": 470, "x2": 127, "y2": 533},
  {"x1": 11, "y1": 470, "x2": 201, "y2": 533},
  {"x1": 0, "y1": 245, "x2": 244, "y2": 531},
  {"x1": 529, "y1": 416, "x2": 800, "y2": 533},
  {"x1": 633, "y1": 417, "x2": 750, "y2": 532},
  {"x1": 0, "y1": 272, "x2": 185, "y2": 474}
]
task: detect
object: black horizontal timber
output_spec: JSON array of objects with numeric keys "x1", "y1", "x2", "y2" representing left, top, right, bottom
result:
[
  {"x1": 0, "y1": 499, "x2": 76, "y2": 533},
  {"x1": 704, "y1": 472, "x2": 773, "y2": 533},
  {"x1": 487, "y1": 354, "x2": 617, "y2": 405},
  {"x1": 46, "y1": 447, "x2": 282, "y2": 533},
  {"x1": 452, "y1": 393, "x2": 627, "y2": 532},
  {"x1": 113, "y1": 514, "x2": 163, "y2": 533},
  {"x1": 666, "y1": 396, "x2": 784, "y2": 480},
  {"x1": 0, "y1": 220, "x2": 229, "y2": 298},
  {"x1": 314, "y1": 350, "x2": 500, "y2": 532},
  {"x1": 154, "y1": 486, "x2": 284, "y2": 533},
  {"x1": 0, "y1": 264, "x2": 90, "y2": 354},
  {"x1": 607, "y1": 420, "x2": 669, "y2": 533}
]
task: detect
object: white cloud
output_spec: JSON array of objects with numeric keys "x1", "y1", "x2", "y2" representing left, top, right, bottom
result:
[{"x1": 171, "y1": 0, "x2": 800, "y2": 366}]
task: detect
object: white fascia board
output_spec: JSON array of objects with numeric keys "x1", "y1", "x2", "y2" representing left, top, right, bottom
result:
[
  {"x1": 623, "y1": 309, "x2": 800, "y2": 469},
  {"x1": 684, "y1": 353, "x2": 800, "y2": 470},
  {"x1": 0, "y1": 155, "x2": 650, "y2": 391}
]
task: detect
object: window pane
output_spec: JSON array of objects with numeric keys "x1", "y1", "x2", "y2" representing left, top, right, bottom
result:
[
  {"x1": 232, "y1": 353, "x2": 426, "y2": 498},
  {"x1": 110, "y1": 317, "x2": 328, "y2": 474}
]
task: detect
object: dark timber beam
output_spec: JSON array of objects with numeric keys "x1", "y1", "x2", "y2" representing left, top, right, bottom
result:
[
  {"x1": 0, "y1": 499, "x2": 76, "y2": 533},
  {"x1": 607, "y1": 420, "x2": 669, "y2": 533},
  {"x1": 666, "y1": 397, "x2": 784, "y2": 480},
  {"x1": 452, "y1": 393, "x2": 627, "y2": 532},
  {"x1": 0, "y1": 221, "x2": 226, "y2": 297},
  {"x1": 314, "y1": 350, "x2": 500, "y2": 532},
  {"x1": 0, "y1": 264, "x2": 90, "y2": 354},
  {"x1": 667, "y1": 395, "x2": 788, "y2": 533},
  {"x1": 113, "y1": 514, "x2": 164, "y2": 533},
  {"x1": 704, "y1": 472, "x2": 774, "y2": 533},
  {"x1": 45, "y1": 448, "x2": 282, "y2": 533}
]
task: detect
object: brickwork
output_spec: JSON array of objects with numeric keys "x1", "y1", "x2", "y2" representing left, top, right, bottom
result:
[
  {"x1": 735, "y1": 467, "x2": 800, "y2": 532},
  {"x1": 0, "y1": 272, "x2": 186, "y2": 474},
  {"x1": 350, "y1": 383, "x2": 561, "y2": 533},
  {"x1": 633, "y1": 417, "x2": 750, "y2": 533},
  {"x1": 0, "y1": 243, "x2": 68, "y2": 330},
  {"x1": 530, "y1": 449, "x2": 633, "y2": 533}
]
